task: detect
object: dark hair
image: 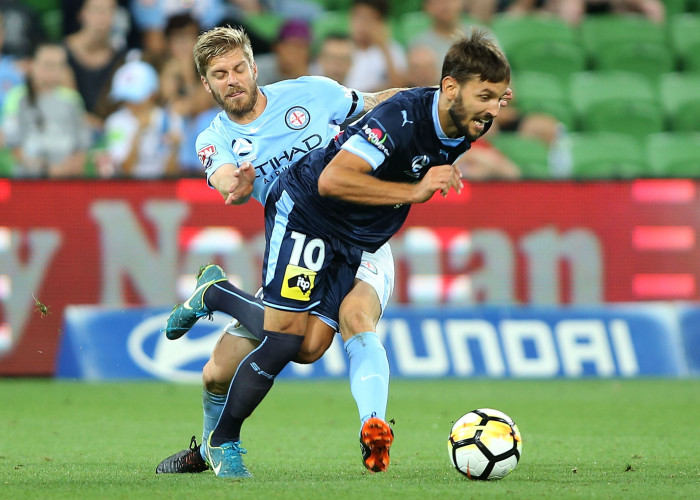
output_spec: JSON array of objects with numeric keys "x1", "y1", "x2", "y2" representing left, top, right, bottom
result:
[
  {"x1": 323, "y1": 32, "x2": 352, "y2": 43},
  {"x1": 441, "y1": 28, "x2": 510, "y2": 84},
  {"x1": 165, "y1": 13, "x2": 200, "y2": 38},
  {"x1": 352, "y1": 0, "x2": 390, "y2": 19}
]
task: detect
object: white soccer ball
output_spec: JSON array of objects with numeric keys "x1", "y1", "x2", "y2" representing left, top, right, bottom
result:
[{"x1": 447, "y1": 408, "x2": 522, "y2": 480}]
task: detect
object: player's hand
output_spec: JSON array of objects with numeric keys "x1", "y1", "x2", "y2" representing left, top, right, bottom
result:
[
  {"x1": 225, "y1": 162, "x2": 255, "y2": 204},
  {"x1": 412, "y1": 164, "x2": 463, "y2": 203},
  {"x1": 500, "y1": 88, "x2": 513, "y2": 107}
]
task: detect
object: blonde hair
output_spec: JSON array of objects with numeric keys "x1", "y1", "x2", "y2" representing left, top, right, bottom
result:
[{"x1": 193, "y1": 26, "x2": 255, "y2": 77}]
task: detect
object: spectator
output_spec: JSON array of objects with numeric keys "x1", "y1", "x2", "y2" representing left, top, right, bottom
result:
[
  {"x1": 220, "y1": 0, "x2": 323, "y2": 22},
  {"x1": 465, "y1": 0, "x2": 665, "y2": 25},
  {"x1": 0, "y1": 0, "x2": 47, "y2": 70},
  {"x1": 345, "y1": 0, "x2": 407, "y2": 92},
  {"x1": 130, "y1": 0, "x2": 225, "y2": 63},
  {"x1": 2, "y1": 43, "x2": 91, "y2": 178},
  {"x1": 311, "y1": 33, "x2": 354, "y2": 85},
  {"x1": 103, "y1": 59, "x2": 184, "y2": 178},
  {"x1": 455, "y1": 139, "x2": 521, "y2": 180},
  {"x1": 464, "y1": 0, "x2": 554, "y2": 23},
  {"x1": 411, "y1": 0, "x2": 476, "y2": 60},
  {"x1": 405, "y1": 44, "x2": 441, "y2": 87},
  {"x1": 556, "y1": 0, "x2": 665, "y2": 25},
  {"x1": 0, "y1": 13, "x2": 24, "y2": 115},
  {"x1": 159, "y1": 13, "x2": 214, "y2": 174},
  {"x1": 255, "y1": 19, "x2": 312, "y2": 85},
  {"x1": 65, "y1": 0, "x2": 127, "y2": 130},
  {"x1": 63, "y1": 0, "x2": 136, "y2": 50}
]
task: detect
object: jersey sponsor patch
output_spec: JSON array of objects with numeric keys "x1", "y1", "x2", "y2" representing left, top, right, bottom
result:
[
  {"x1": 285, "y1": 106, "x2": 309, "y2": 130},
  {"x1": 232, "y1": 137, "x2": 254, "y2": 157},
  {"x1": 197, "y1": 144, "x2": 217, "y2": 168},
  {"x1": 360, "y1": 118, "x2": 394, "y2": 156},
  {"x1": 281, "y1": 264, "x2": 316, "y2": 301}
]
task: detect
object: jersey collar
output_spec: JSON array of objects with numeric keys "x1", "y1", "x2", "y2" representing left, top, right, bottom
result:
[{"x1": 432, "y1": 90, "x2": 465, "y2": 147}]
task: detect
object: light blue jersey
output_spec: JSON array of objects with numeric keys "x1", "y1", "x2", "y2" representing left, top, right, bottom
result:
[{"x1": 196, "y1": 76, "x2": 364, "y2": 204}]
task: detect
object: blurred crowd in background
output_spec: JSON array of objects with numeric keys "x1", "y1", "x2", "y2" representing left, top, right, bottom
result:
[{"x1": 0, "y1": 0, "x2": 697, "y2": 180}]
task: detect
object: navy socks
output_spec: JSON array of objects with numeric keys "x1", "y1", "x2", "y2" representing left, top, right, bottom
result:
[
  {"x1": 210, "y1": 330, "x2": 304, "y2": 446},
  {"x1": 204, "y1": 281, "x2": 264, "y2": 340}
]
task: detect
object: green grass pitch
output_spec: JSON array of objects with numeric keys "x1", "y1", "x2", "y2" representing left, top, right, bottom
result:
[{"x1": 1, "y1": 378, "x2": 699, "y2": 500}]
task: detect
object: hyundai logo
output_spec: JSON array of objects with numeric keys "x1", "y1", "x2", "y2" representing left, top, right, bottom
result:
[{"x1": 126, "y1": 313, "x2": 228, "y2": 383}]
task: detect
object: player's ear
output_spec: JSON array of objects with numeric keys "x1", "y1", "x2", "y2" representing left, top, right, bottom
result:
[
  {"x1": 252, "y1": 60, "x2": 258, "y2": 81},
  {"x1": 201, "y1": 75, "x2": 212, "y2": 94},
  {"x1": 441, "y1": 76, "x2": 458, "y2": 101}
]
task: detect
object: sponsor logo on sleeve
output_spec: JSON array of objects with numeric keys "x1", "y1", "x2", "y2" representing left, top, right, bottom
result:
[
  {"x1": 197, "y1": 144, "x2": 217, "y2": 169},
  {"x1": 361, "y1": 118, "x2": 394, "y2": 156},
  {"x1": 281, "y1": 264, "x2": 316, "y2": 301}
]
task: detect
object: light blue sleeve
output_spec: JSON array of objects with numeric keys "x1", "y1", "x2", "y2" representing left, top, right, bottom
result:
[
  {"x1": 130, "y1": 0, "x2": 165, "y2": 29},
  {"x1": 300, "y1": 76, "x2": 364, "y2": 124},
  {"x1": 341, "y1": 135, "x2": 385, "y2": 170},
  {"x1": 196, "y1": 127, "x2": 237, "y2": 187}
]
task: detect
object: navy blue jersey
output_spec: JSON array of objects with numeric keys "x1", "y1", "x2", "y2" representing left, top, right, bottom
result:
[{"x1": 272, "y1": 87, "x2": 489, "y2": 252}]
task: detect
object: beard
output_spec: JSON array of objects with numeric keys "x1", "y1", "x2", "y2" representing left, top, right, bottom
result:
[
  {"x1": 448, "y1": 93, "x2": 484, "y2": 142},
  {"x1": 211, "y1": 82, "x2": 259, "y2": 118}
]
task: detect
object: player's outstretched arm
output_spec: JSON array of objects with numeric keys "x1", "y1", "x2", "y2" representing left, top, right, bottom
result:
[
  {"x1": 209, "y1": 162, "x2": 255, "y2": 205},
  {"x1": 360, "y1": 87, "x2": 408, "y2": 113},
  {"x1": 318, "y1": 150, "x2": 462, "y2": 205}
]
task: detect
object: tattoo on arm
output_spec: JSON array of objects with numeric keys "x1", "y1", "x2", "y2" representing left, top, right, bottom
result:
[{"x1": 361, "y1": 87, "x2": 409, "y2": 112}]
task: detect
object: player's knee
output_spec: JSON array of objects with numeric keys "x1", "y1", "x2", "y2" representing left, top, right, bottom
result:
[
  {"x1": 202, "y1": 359, "x2": 233, "y2": 394},
  {"x1": 294, "y1": 333, "x2": 333, "y2": 364},
  {"x1": 339, "y1": 303, "x2": 376, "y2": 341}
]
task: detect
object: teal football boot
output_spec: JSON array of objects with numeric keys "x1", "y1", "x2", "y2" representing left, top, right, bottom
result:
[
  {"x1": 163, "y1": 264, "x2": 227, "y2": 340},
  {"x1": 204, "y1": 432, "x2": 253, "y2": 478}
]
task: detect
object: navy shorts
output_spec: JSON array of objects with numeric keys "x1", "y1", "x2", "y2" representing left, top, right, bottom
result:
[{"x1": 262, "y1": 187, "x2": 362, "y2": 328}]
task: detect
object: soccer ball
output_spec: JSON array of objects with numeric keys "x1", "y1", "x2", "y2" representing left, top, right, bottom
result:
[{"x1": 447, "y1": 408, "x2": 522, "y2": 480}]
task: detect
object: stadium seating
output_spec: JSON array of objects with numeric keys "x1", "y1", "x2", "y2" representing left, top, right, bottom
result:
[
  {"x1": 658, "y1": 72, "x2": 700, "y2": 131},
  {"x1": 568, "y1": 132, "x2": 649, "y2": 179},
  {"x1": 669, "y1": 14, "x2": 700, "y2": 71},
  {"x1": 393, "y1": 11, "x2": 432, "y2": 47},
  {"x1": 511, "y1": 71, "x2": 574, "y2": 129},
  {"x1": 312, "y1": 10, "x2": 350, "y2": 47},
  {"x1": 0, "y1": 149, "x2": 14, "y2": 177},
  {"x1": 570, "y1": 71, "x2": 664, "y2": 139},
  {"x1": 491, "y1": 15, "x2": 584, "y2": 84},
  {"x1": 580, "y1": 15, "x2": 668, "y2": 57},
  {"x1": 390, "y1": 0, "x2": 424, "y2": 19},
  {"x1": 489, "y1": 133, "x2": 551, "y2": 179},
  {"x1": 664, "y1": 0, "x2": 692, "y2": 15},
  {"x1": 244, "y1": 13, "x2": 285, "y2": 42},
  {"x1": 490, "y1": 14, "x2": 578, "y2": 50},
  {"x1": 646, "y1": 132, "x2": 700, "y2": 177},
  {"x1": 593, "y1": 41, "x2": 675, "y2": 82}
]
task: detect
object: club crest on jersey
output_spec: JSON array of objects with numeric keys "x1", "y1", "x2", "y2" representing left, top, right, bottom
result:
[
  {"x1": 408, "y1": 155, "x2": 430, "y2": 178},
  {"x1": 281, "y1": 264, "x2": 316, "y2": 301},
  {"x1": 361, "y1": 118, "x2": 393, "y2": 156},
  {"x1": 197, "y1": 144, "x2": 217, "y2": 168},
  {"x1": 285, "y1": 106, "x2": 309, "y2": 130},
  {"x1": 232, "y1": 137, "x2": 253, "y2": 157},
  {"x1": 360, "y1": 260, "x2": 378, "y2": 275}
]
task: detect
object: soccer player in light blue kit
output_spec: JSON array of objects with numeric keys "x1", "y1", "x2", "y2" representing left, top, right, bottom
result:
[
  {"x1": 156, "y1": 26, "x2": 406, "y2": 475},
  {"x1": 201, "y1": 28, "x2": 511, "y2": 478}
]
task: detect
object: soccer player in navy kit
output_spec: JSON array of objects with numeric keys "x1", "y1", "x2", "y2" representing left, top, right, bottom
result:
[
  {"x1": 203, "y1": 28, "x2": 511, "y2": 477},
  {"x1": 156, "y1": 26, "x2": 410, "y2": 476}
]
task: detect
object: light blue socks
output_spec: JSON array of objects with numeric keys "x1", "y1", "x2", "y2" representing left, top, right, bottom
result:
[
  {"x1": 344, "y1": 331, "x2": 390, "y2": 424},
  {"x1": 200, "y1": 389, "x2": 226, "y2": 459}
]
